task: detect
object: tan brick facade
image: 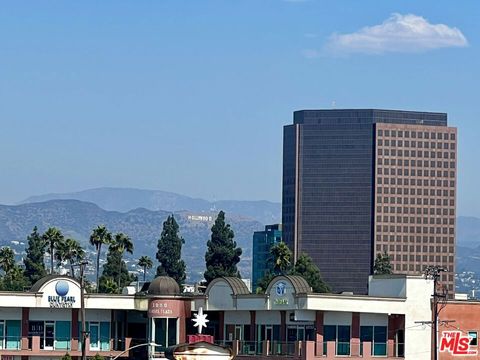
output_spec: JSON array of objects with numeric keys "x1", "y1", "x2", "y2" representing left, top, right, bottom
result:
[{"x1": 374, "y1": 123, "x2": 457, "y2": 294}]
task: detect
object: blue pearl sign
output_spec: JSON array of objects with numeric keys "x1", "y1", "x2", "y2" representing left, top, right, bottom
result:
[
  {"x1": 48, "y1": 280, "x2": 76, "y2": 308},
  {"x1": 56, "y1": 280, "x2": 69, "y2": 296}
]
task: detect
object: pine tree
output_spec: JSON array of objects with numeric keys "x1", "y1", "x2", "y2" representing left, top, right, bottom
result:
[
  {"x1": 23, "y1": 226, "x2": 47, "y2": 285},
  {"x1": 156, "y1": 215, "x2": 186, "y2": 286},
  {"x1": 291, "y1": 253, "x2": 330, "y2": 293},
  {"x1": 373, "y1": 251, "x2": 393, "y2": 275},
  {"x1": 204, "y1": 211, "x2": 242, "y2": 285}
]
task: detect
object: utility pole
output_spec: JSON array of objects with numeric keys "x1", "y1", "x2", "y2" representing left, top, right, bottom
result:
[
  {"x1": 424, "y1": 266, "x2": 447, "y2": 360},
  {"x1": 79, "y1": 261, "x2": 88, "y2": 360}
]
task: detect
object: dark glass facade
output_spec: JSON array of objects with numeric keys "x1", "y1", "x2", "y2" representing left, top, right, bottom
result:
[
  {"x1": 251, "y1": 224, "x2": 282, "y2": 291},
  {"x1": 282, "y1": 109, "x2": 455, "y2": 294}
]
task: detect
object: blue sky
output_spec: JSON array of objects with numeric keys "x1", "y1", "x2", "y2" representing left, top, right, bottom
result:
[{"x1": 0, "y1": 1, "x2": 479, "y2": 216}]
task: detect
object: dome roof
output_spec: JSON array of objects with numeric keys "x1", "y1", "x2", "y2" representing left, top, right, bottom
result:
[
  {"x1": 206, "y1": 277, "x2": 250, "y2": 296},
  {"x1": 148, "y1": 276, "x2": 180, "y2": 296}
]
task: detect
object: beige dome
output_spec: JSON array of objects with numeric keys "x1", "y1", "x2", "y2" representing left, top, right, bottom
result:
[{"x1": 148, "y1": 276, "x2": 180, "y2": 295}]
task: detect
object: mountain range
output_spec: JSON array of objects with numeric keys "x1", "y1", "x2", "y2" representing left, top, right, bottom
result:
[
  {"x1": 20, "y1": 187, "x2": 281, "y2": 225},
  {"x1": 2, "y1": 187, "x2": 480, "y2": 291},
  {"x1": 0, "y1": 198, "x2": 264, "y2": 283}
]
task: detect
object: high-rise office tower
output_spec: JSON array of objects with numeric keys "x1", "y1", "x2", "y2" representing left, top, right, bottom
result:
[{"x1": 282, "y1": 109, "x2": 457, "y2": 294}]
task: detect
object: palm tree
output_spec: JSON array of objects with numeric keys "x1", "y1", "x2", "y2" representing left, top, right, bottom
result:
[
  {"x1": 270, "y1": 241, "x2": 292, "y2": 275},
  {"x1": 102, "y1": 277, "x2": 119, "y2": 294},
  {"x1": 56, "y1": 238, "x2": 85, "y2": 277},
  {"x1": 42, "y1": 227, "x2": 64, "y2": 274},
  {"x1": 137, "y1": 256, "x2": 153, "y2": 282},
  {"x1": 111, "y1": 233, "x2": 134, "y2": 287},
  {"x1": 0, "y1": 247, "x2": 16, "y2": 274},
  {"x1": 89, "y1": 225, "x2": 113, "y2": 291}
]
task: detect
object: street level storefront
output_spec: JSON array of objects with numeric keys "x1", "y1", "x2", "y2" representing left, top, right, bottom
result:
[
  {"x1": 0, "y1": 274, "x2": 433, "y2": 359},
  {"x1": 0, "y1": 275, "x2": 149, "y2": 359},
  {"x1": 195, "y1": 275, "x2": 433, "y2": 360}
]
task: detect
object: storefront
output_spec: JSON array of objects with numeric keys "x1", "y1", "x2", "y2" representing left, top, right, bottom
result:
[
  {"x1": 0, "y1": 273, "x2": 433, "y2": 359},
  {"x1": 195, "y1": 274, "x2": 432, "y2": 360}
]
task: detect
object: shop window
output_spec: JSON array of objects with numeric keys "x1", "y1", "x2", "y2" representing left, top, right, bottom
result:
[
  {"x1": 56, "y1": 321, "x2": 71, "y2": 350},
  {"x1": 323, "y1": 325, "x2": 351, "y2": 356},
  {"x1": 5, "y1": 320, "x2": 21, "y2": 350},
  {"x1": 360, "y1": 326, "x2": 387, "y2": 356}
]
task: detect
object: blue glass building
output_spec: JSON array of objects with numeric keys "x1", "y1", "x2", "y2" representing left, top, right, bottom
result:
[{"x1": 251, "y1": 224, "x2": 282, "y2": 291}]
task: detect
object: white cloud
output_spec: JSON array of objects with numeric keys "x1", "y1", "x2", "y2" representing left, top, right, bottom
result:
[{"x1": 325, "y1": 13, "x2": 468, "y2": 55}]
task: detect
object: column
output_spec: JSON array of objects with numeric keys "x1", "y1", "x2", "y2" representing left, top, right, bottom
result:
[
  {"x1": 351, "y1": 312, "x2": 360, "y2": 356},
  {"x1": 21, "y1": 308, "x2": 29, "y2": 350},
  {"x1": 218, "y1": 311, "x2": 225, "y2": 340},
  {"x1": 315, "y1": 311, "x2": 324, "y2": 356},
  {"x1": 280, "y1": 311, "x2": 286, "y2": 342},
  {"x1": 72, "y1": 308, "x2": 79, "y2": 351},
  {"x1": 249, "y1": 311, "x2": 256, "y2": 342}
]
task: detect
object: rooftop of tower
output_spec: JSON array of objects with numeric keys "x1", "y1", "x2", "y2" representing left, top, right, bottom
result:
[{"x1": 293, "y1": 109, "x2": 447, "y2": 127}]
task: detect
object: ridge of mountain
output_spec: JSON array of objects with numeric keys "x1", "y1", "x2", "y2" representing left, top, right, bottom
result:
[
  {"x1": 20, "y1": 187, "x2": 281, "y2": 225},
  {"x1": 0, "y1": 199, "x2": 262, "y2": 282}
]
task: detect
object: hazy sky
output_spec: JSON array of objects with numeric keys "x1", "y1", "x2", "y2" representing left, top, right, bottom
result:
[{"x1": 0, "y1": 1, "x2": 479, "y2": 216}]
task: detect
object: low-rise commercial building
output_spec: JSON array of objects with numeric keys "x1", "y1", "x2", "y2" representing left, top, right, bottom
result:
[{"x1": 0, "y1": 274, "x2": 433, "y2": 359}]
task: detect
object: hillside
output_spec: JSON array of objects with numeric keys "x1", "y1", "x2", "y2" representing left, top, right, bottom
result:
[
  {"x1": 0, "y1": 200, "x2": 262, "y2": 282},
  {"x1": 20, "y1": 187, "x2": 281, "y2": 225}
]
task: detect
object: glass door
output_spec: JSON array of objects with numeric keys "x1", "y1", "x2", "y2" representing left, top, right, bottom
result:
[
  {"x1": 235, "y1": 325, "x2": 243, "y2": 341},
  {"x1": 89, "y1": 322, "x2": 100, "y2": 351},
  {"x1": 44, "y1": 322, "x2": 55, "y2": 350}
]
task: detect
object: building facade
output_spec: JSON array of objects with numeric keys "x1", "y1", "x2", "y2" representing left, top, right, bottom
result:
[
  {"x1": 252, "y1": 224, "x2": 282, "y2": 291},
  {"x1": 282, "y1": 109, "x2": 457, "y2": 294},
  {"x1": 196, "y1": 274, "x2": 433, "y2": 360},
  {"x1": 0, "y1": 274, "x2": 434, "y2": 360}
]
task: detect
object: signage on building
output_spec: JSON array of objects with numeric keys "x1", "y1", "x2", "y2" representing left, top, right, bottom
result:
[
  {"x1": 273, "y1": 281, "x2": 288, "y2": 305},
  {"x1": 48, "y1": 280, "x2": 76, "y2": 308},
  {"x1": 148, "y1": 299, "x2": 189, "y2": 318},
  {"x1": 440, "y1": 331, "x2": 478, "y2": 356}
]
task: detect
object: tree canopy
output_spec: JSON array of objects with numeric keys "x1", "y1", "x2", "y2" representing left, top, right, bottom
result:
[
  {"x1": 373, "y1": 251, "x2": 393, "y2": 275},
  {"x1": 42, "y1": 227, "x2": 64, "y2": 274},
  {"x1": 0, "y1": 246, "x2": 29, "y2": 291},
  {"x1": 156, "y1": 215, "x2": 186, "y2": 286},
  {"x1": 291, "y1": 253, "x2": 331, "y2": 293},
  {"x1": 98, "y1": 233, "x2": 134, "y2": 293},
  {"x1": 89, "y1": 225, "x2": 113, "y2": 291},
  {"x1": 204, "y1": 211, "x2": 242, "y2": 285},
  {"x1": 256, "y1": 245, "x2": 330, "y2": 294},
  {"x1": 138, "y1": 255, "x2": 153, "y2": 282},
  {"x1": 24, "y1": 226, "x2": 47, "y2": 285}
]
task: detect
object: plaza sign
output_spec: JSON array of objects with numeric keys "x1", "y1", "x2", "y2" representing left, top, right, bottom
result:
[{"x1": 48, "y1": 280, "x2": 76, "y2": 308}]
